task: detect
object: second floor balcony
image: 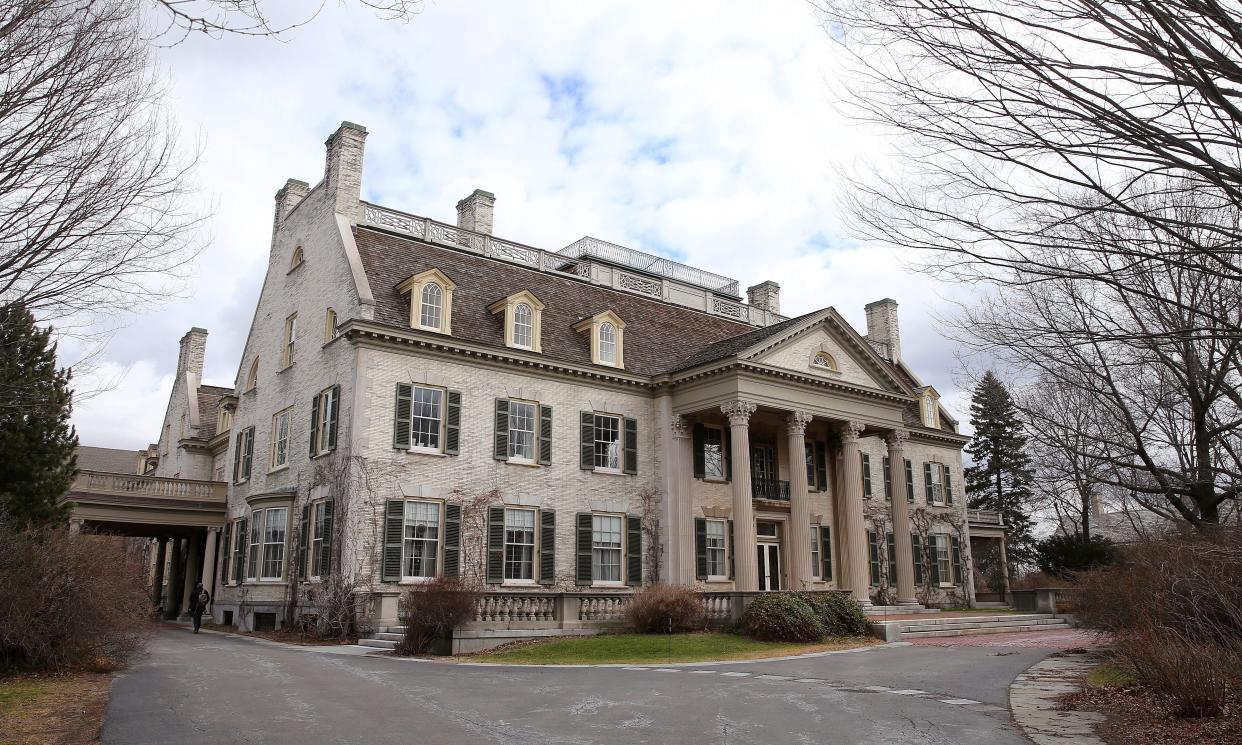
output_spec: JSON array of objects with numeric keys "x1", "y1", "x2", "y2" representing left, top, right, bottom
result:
[{"x1": 752, "y1": 478, "x2": 790, "y2": 501}]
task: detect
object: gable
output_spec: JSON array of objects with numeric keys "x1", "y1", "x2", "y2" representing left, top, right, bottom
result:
[{"x1": 751, "y1": 324, "x2": 887, "y2": 390}]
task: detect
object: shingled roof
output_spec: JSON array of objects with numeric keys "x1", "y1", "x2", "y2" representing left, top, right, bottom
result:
[
  {"x1": 669, "y1": 309, "x2": 823, "y2": 373},
  {"x1": 195, "y1": 385, "x2": 233, "y2": 439},
  {"x1": 76, "y1": 446, "x2": 138, "y2": 475}
]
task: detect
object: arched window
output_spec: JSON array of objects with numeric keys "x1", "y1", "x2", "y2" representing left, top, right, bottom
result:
[
  {"x1": 513, "y1": 303, "x2": 533, "y2": 348},
  {"x1": 289, "y1": 247, "x2": 304, "y2": 271},
  {"x1": 599, "y1": 322, "x2": 617, "y2": 365},
  {"x1": 811, "y1": 351, "x2": 836, "y2": 370},
  {"x1": 324, "y1": 308, "x2": 337, "y2": 343},
  {"x1": 420, "y1": 283, "x2": 443, "y2": 330},
  {"x1": 245, "y1": 358, "x2": 259, "y2": 392},
  {"x1": 922, "y1": 395, "x2": 937, "y2": 427}
]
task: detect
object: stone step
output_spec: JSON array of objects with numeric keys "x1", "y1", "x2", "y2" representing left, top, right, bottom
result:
[
  {"x1": 899, "y1": 617, "x2": 1064, "y2": 633},
  {"x1": 371, "y1": 632, "x2": 404, "y2": 642},
  {"x1": 864, "y1": 606, "x2": 941, "y2": 615},
  {"x1": 973, "y1": 602, "x2": 1011, "y2": 609},
  {"x1": 886, "y1": 613, "x2": 1054, "y2": 627},
  {"x1": 901, "y1": 622, "x2": 1071, "y2": 639},
  {"x1": 359, "y1": 638, "x2": 397, "y2": 650}
]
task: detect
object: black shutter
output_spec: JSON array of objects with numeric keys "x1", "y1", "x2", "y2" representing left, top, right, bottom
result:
[
  {"x1": 692, "y1": 423, "x2": 705, "y2": 478},
  {"x1": 905, "y1": 459, "x2": 915, "y2": 502},
  {"x1": 381, "y1": 500, "x2": 404, "y2": 582},
  {"x1": 924, "y1": 462, "x2": 934, "y2": 504},
  {"x1": 539, "y1": 510, "x2": 555, "y2": 585},
  {"x1": 861, "y1": 453, "x2": 872, "y2": 497},
  {"x1": 820, "y1": 525, "x2": 832, "y2": 581},
  {"x1": 727, "y1": 519, "x2": 735, "y2": 579},
  {"x1": 694, "y1": 518, "x2": 707, "y2": 580},
  {"x1": 539, "y1": 405, "x2": 553, "y2": 465},
  {"x1": 393, "y1": 383, "x2": 412, "y2": 450},
  {"x1": 445, "y1": 390, "x2": 462, "y2": 456},
  {"x1": 320, "y1": 500, "x2": 334, "y2": 576},
  {"x1": 912, "y1": 534, "x2": 923, "y2": 585},
  {"x1": 883, "y1": 456, "x2": 891, "y2": 501},
  {"x1": 486, "y1": 506, "x2": 505, "y2": 584},
  {"x1": 868, "y1": 531, "x2": 880, "y2": 586},
  {"x1": 309, "y1": 392, "x2": 321, "y2": 457},
  {"x1": 242, "y1": 429, "x2": 253, "y2": 480},
  {"x1": 944, "y1": 466, "x2": 954, "y2": 505},
  {"x1": 234, "y1": 518, "x2": 246, "y2": 584},
  {"x1": 233, "y1": 431, "x2": 243, "y2": 482},
  {"x1": 930, "y1": 535, "x2": 941, "y2": 585},
  {"x1": 623, "y1": 417, "x2": 638, "y2": 474},
  {"x1": 442, "y1": 503, "x2": 461, "y2": 577},
  {"x1": 626, "y1": 516, "x2": 642, "y2": 586},
  {"x1": 297, "y1": 503, "x2": 310, "y2": 580},
  {"x1": 493, "y1": 399, "x2": 510, "y2": 461},
  {"x1": 579, "y1": 411, "x2": 594, "y2": 470},
  {"x1": 724, "y1": 426, "x2": 733, "y2": 481},
  {"x1": 887, "y1": 532, "x2": 897, "y2": 585},
  {"x1": 814, "y1": 441, "x2": 827, "y2": 491},
  {"x1": 951, "y1": 535, "x2": 962, "y2": 585},
  {"x1": 221, "y1": 522, "x2": 232, "y2": 584},
  {"x1": 326, "y1": 385, "x2": 340, "y2": 451},
  {"x1": 576, "y1": 513, "x2": 593, "y2": 585}
]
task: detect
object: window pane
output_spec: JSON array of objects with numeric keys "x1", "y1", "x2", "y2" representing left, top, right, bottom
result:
[
  {"x1": 403, "y1": 501, "x2": 440, "y2": 578},
  {"x1": 706, "y1": 519, "x2": 725, "y2": 577},
  {"x1": 810, "y1": 527, "x2": 820, "y2": 578},
  {"x1": 420, "y1": 283, "x2": 443, "y2": 329},
  {"x1": 262, "y1": 507, "x2": 287, "y2": 579},
  {"x1": 805, "y1": 442, "x2": 815, "y2": 484},
  {"x1": 503, "y1": 508, "x2": 536, "y2": 580},
  {"x1": 311, "y1": 502, "x2": 325, "y2": 577},
  {"x1": 593, "y1": 414, "x2": 621, "y2": 469},
  {"x1": 592, "y1": 515, "x2": 623, "y2": 582},
  {"x1": 599, "y1": 322, "x2": 616, "y2": 364},
  {"x1": 513, "y1": 303, "x2": 533, "y2": 348},
  {"x1": 703, "y1": 427, "x2": 723, "y2": 478},
  {"x1": 411, "y1": 387, "x2": 443, "y2": 450},
  {"x1": 509, "y1": 401, "x2": 536, "y2": 460}
]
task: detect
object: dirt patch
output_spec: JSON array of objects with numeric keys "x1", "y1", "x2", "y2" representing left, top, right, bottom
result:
[
  {"x1": 0, "y1": 672, "x2": 112, "y2": 745},
  {"x1": 1061, "y1": 684, "x2": 1242, "y2": 745}
]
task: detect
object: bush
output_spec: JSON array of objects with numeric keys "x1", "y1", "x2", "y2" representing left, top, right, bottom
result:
[
  {"x1": 738, "y1": 592, "x2": 825, "y2": 642},
  {"x1": 395, "y1": 577, "x2": 479, "y2": 655},
  {"x1": 0, "y1": 522, "x2": 152, "y2": 671},
  {"x1": 1114, "y1": 629, "x2": 1233, "y2": 717},
  {"x1": 798, "y1": 592, "x2": 870, "y2": 637},
  {"x1": 1035, "y1": 534, "x2": 1117, "y2": 579},
  {"x1": 624, "y1": 584, "x2": 707, "y2": 633}
]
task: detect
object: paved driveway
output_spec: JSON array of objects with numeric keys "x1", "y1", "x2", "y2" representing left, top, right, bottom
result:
[{"x1": 103, "y1": 630, "x2": 1052, "y2": 745}]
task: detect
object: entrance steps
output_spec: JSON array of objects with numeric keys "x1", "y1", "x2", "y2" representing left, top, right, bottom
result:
[
  {"x1": 358, "y1": 626, "x2": 404, "y2": 651},
  {"x1": 864, "y1": 605, "x2": 941, "y2": 616},
  {"x1": 872, "y1": 613, "x2": 1071, "y2": 641}
]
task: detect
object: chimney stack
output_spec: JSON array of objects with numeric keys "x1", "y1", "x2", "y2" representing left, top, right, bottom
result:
[
  {"x1": 456, "y1": 189, "x2": 496, "y2": 235},
  {"x1": 272, "y1": 178, "x2": 310, "y2": 244},
  {"x1": 177, "y1": 327, "x2": 208, "y2": 379},
  {"x1": 864, "y1": 298, "x2": 901, "y2": 362},
  {"x1": 324, "y1": 121, "x2": 368, "y2": 223},
  {"x1": 746, "y1": 281, "x2": 781, "y2": 315}
]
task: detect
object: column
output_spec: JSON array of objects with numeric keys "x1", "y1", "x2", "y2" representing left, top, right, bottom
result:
[
  {"x1": 68, "y1": 518, "x2": 84, "y2": 535},
  {"x1": 670, "y1": 416, "x2": 696, "y2": 586},
  {"x1": 151, "y1": 537, "x2": 168, "y2": 608},
  {"x1": 722, "y1": 400, "x2": 758, "y2": 592},
  {"x1": 999, "y1": 536, "x2": 1012, "y2": 594},
  {"x1": 164, "y1": 537, "x2": 184, "y2": 619},
  {"x1": 886, "y1": 429, "x2": 917, "y2": 605},
  {"x1": 180, "y1": 532, "x2": 203, "y2": 619},
  {"x1": 785, "y1": 410, "x2": 814, "y2": 589},
  {"x1": 838, "y1": 421, "x2": 871, "y2": 604},
  {"x1": 201, "y1": 527, "x2": 220, "y2": 599}
]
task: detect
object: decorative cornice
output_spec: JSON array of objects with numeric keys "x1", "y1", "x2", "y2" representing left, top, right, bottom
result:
[
  {"x1": 720, "y1": 399, "x2": 757, "y2": 426},
  {"x1": 786, "y1": 410, "x2": 814, "y2": 435}
]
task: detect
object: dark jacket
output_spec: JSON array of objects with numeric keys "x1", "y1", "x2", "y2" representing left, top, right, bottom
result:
[{"x1": 190, "y1": 585, "x2": 210, "y2": 614}]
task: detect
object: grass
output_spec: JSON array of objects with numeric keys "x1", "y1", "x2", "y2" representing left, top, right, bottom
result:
[
  {"x1": 472, "y1": 632, "x2": 876, "y2": 665},
  {"x1": 1086, "y1": 660, "x2": 1139, "y2": 688},
  {"x1": 0, "y1": 672, "x2": 112, "y2": 745}
]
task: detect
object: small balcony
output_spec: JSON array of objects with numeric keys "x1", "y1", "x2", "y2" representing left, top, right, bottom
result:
[{"x1": 751, "y1": 479, "x2": 790, "y2": 501}]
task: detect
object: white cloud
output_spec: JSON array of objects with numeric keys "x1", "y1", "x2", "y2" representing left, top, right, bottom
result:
[{"x1": 70, "y1": 0, "x2": 972, "y2": 448}]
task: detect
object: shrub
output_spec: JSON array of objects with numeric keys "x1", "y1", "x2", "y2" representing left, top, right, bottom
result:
[
  {"x1": 738, "y1": 592, "x2": 825, "y2": 642},
  {"x1": 395, "y1": 577, "x2": 479, "y2": 655},
  {"x1": 624, "y1": 584, "x2": 707, "y2": 633},
  {"x1": 798, "y1": 592, "x2": 870, "y2": 637},
  {"x1": 0, "y1": 522, "x2": 152, "y2": 671},
  {"x1": 1115, "y1": 629, "x2": 1232, "y2": 717},
  {"x1": 1035, "y1": 534, "x2": 1116, "y2": 579}
]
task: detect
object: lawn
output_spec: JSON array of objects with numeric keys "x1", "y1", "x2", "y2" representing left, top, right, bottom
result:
[
  {"x1": 472, "y1": 632, "x2": 876, "y2": 665},
  {"x1": 0, "y1": 673, "x2": 112, "y2": 745}
]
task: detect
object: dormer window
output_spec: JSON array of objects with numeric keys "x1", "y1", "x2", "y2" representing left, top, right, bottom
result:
[
  {"x1": 919, "y1": 386, "x2": 941, "y2": 428},
  {"x1": 488, "y1": 290, "x2": 544, "y2": 352},
  {"x1": 573, "y1": 311, "x2": 626, "y2": 369},
  {"x1": 398, "y1": 269, "x2": 455, "y2": 335}
]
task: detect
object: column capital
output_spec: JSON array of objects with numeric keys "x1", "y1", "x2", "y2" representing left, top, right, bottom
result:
[
  {"x1": 885, "y1": 428, "x2": 909, "y2": 449},
  {"x1": 785, "y1": 410, "x2": 814, "y2": 435},
  {"x1": 670, "y1": 416, "x2": 691, "y2": 439},
  {"x1": 838, "y1": 420, "x2": 865, "y2": 444},
  {"x1": 206, "y1": 525, "x2": 222, "y2": 535},
  {"x1": 720, "y1": 400, "x2": 757, "y2": 426}
]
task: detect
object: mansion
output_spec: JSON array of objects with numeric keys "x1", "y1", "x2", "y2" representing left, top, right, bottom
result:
[{"x1": 134, "y1": 123, "x2": 983, "y2": 632}]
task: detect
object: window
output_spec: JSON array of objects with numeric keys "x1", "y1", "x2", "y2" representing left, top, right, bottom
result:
[
  {"x1": 247, "y1": 515, "x2": 260, "y2": 580},
  {"x1": 928, "y1": 462, "x2": 944, "y2": 503},
  {"x1": 805, "y1": 443, "x2": 815, "y2": 485},
  {"x1": 592, "y1": 514, "x2": 623, "y2": 583},
  {"x1": 593, "y1": 414, "x2": 621, "y2": 471},
  {"x1": 402, "y1": 501, "x2": 440, "y2": 579},
  {"x1": 270, "y1": 407, "x2": 292, "y2": 470},
  {"x1": 706, "y1": 519, "x2": 726, "y2": 578},
  {"x1": 324, "y1": 308, "x2": 338, "y2": 343},
  {"x1": 703, "y1": 425, "x2": 725, "y2": 479},
  {"x1": 503, "y1": 508, "x2": 536, "y2": 581},
  {"x1": 508, "y1": 400, "x2": 536, "y2": 461},
  {"x1": 248, "y1": 506, "x2": 288, "y2": 581},
  {"x1": 810, "y1": 526, "x2": 821, "y2": 579},
  {"x1": 883, "y1": 456, "x2": 891, "y2": 501},
  {"x1": 934, "y1": 534, "x2": 952, "y2": 585},
  {"x1": 411, "y1": 386, "x2": 444, "y2": 451},
  {"x1": 573, "y1": 311, "x2": 625, "y2": 368},
  {"x1": 310, "y1": 386, "x2": 339, "y2": 457},
  {"x1": 920, "y1": 387, "x2": 941, "y2": 428},
  {"x1": 419, "y1": 283, "x2": 443, "y2": 330},
  {"x1": 861, "y1": 453, "x2": 872, "y2": 497},
  {"x1": 245, "y1": 358, "x2": 258, "y2": 392},
  {"x1": 281, "y1": 314, "x2": 297, "y2": 368},
  {"x1": 599, "y1": 322, "x2": 617, "y2": 365},
  {"x1": 905, "y1": 459, "x2": 915, "y2": 502},
  {"x1": 289, "y1": 247, "x2": 304, "y2": 271},
  {"x1": 810, "y1": 351, "x2": 836, "y2": 370},
  {"x1": 310, "y1": 501, "x2": 328, "y2": 578},
  {"x1": 233, "y1": 426, "x2": 254, "y2": 483},
  {"x1": 513, "y1": 303, "x2": 533, "y2": 349}
]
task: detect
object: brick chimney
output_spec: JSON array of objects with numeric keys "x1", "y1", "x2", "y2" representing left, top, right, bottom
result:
[
  {"x1": 864, "y1": 298, "x2": 900, "y2": 362},
  {"x1": 456, "y1": 189, "x2": 495, "y2": 235},
  {"x1": 177, "y1": 327, "x2": 208, "y2": 379},
  {"x1": 324, "y1": 121, "x2": 368, "y2": 222},
  {"x1": 746, "y1": 281, "x2": 781, "y2": 315}
]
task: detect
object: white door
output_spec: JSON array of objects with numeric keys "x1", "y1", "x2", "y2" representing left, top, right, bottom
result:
[{"x1": 756, "y1": 543, "x2": 781, "y2": 591}]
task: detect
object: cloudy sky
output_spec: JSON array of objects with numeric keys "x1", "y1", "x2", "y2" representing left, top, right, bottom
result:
[{"x1": 68, "y1": 0, "x2": 970, "y2": 450}]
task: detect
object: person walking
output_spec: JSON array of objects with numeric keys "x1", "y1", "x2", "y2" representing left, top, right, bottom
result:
[{"x1": 189, "y1": 581, "x2": 210, "y2": 634}]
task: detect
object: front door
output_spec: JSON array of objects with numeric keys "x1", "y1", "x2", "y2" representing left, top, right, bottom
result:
[{"x1": 756, "y1": 543, "x2": 781, "y2": 591}]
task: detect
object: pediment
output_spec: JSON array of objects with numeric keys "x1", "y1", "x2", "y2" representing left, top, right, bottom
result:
[{"x1": 744, "y1": 311, "x2": 910, "y2": 395}]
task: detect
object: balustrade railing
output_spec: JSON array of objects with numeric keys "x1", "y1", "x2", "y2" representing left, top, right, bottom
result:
[
  {"x1": 71, "y1": 470, "x2": 226, "y2": 502},
  {"x1": 967, "y1": 509, "x2": 1004, "y2": 526},
  {"x1": 752, "y1": 479, "x2": 791, "y2": 501}
]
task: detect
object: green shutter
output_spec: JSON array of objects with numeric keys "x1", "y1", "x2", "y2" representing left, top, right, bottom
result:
[
  {"x1": 381, "y1": 500, "x2": 404, "y2": 582},
  {"x1": 930, "y1": 535, "x2": 942, "y2": 585},
  {"x1": 820, "y1": 525, "x2": 832, "y2": 581},
  {"x1": 579, "y1": 411, "x2": 594, "y2": 470},
  {"x1": 232, "y1": 431, "x2": 242, "y2": 482},
  {"x1": 883, "y1": 456, "x2": 891, "y2": 501},
  {"x1": 539, "y1": 510, "x2": 555, "y2": 585},
  {"x1": 309, "y1": 392, "x2": 321, "y2": 457},
  {"x1": 393, "y1": 383, "x2": 412, "y2": 450},
  {"x1": 727, "y1": 520, "x2": 735, "y2": 579},
  {"x1": 234, "y1": 518, "x2": 246, "y2": 584},
  {"x1": 297, "y1": 503, "x2": 310, "y2": 580},
  {"x1": 623, "y1": 417, "x2": 638, "y2": 474},
  {"x1": 815, "y1": 441, "x2": 827, "y2": 491},
  {"x1": 951, "y1": 535, "x2": 962, "y2": 585},
  {"x1": 868, "y1": 531, "x2": 880, "y2": 586},
  {"x1": 887, "y1": 532, "x2": 897, "y2": 585},
  {"x1": 944, "y1": 466, "x2": 954, "y2": 505},
  {"x1": 320, "y1": 500, "x2": 334, "y2": 577},
  {"x1": 912, "y1": 534, "x2": 923, "y2": 585},
  {"x1": 694, "y1": 518, "x2": 707, "y2": 580},
  {"x1": 924, "y1": 462, "x2": 934, "y2": 504},
  {"x1": 493, "y1": 399, "x2": 510, "y2": 461},
  {"x1": 486, "y1": 506, "x2": 505, "y2": 584},
  {"x1": 905, "y1": 459, "x2": 914, "y2": 502},
  {"x1": 861, "y1": 453, "x2": 872, "y2": 497},
  {"x1": 326, "y1": 385, "x2": 340, "y2": 451},
  {"x1": 444, "y1": 390, "x2": 461, "y2": 456},
  {"x1": 626, "y1": 516, "x2": 642, "y2": 586},
  {"x1": 242, "y1": 429, "x2": 253, "y2": 480},
  {"x1": 575, "y1": 513, "x2": 593, "y2": 585},
  {"x1": 692, "y1": 423, "x2": 705, "y2": 478},
  {"x1": 442, "y1": 503, "x2": 461, "y2": 577},
  {"x1": 221, "y1": 522, "x2": 232, "y2": 584},
  {"x1": 538, "y1": 405, "x2": 553, "y2": 465}
]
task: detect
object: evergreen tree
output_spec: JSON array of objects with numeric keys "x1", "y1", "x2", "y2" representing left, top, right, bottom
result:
[
  {"x1": 0, "y1": 304, "x2": 77, "y2": 528},
  {"x1": 964, "y1": 371, "x2": 1036, "y2": 567}
]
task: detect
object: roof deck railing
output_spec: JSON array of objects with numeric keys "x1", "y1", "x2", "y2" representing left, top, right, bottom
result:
[{"x1": 557, "y1": 236, "x2": 741, "y2": 297}]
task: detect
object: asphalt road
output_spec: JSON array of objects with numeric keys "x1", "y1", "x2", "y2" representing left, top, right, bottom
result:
[{"x1": 102, "y1": 630, "x2": 1050, "y2": 745}]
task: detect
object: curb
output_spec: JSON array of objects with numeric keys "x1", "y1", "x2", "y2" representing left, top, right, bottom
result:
[{"x1": 1010, "y1": 649, "x2": 1108, "y2": 744}]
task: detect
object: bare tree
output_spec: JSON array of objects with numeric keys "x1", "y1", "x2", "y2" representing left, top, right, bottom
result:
[
  {"x1": 144, "y1": 0, "x2": 420, "y2": 43},
  {"x1": 1, "y1": 0, "x2": 200, "y2": 322}
]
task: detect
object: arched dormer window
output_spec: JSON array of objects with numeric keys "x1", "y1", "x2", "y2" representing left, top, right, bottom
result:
[
  {"x1": 397, "y1": 268, "x2": 455, "y2": 335},
  {"x1": 599, "y1": 322, "x2": 617, "y2": 365},
  {"x1": 919, "y1": 386, "x2": 941, "y2": 428},
  {"x1": 324, "y1": 308, "x2": 338, "y2": 343},
  {"x1": 244, "y1": 358, "x2": 258, "y2": 393},
  {"x1": 513, "y1": 303, "x2": 533, "y2": 348},
  {"x1": 289, "y1": 246, "x2": 304, "y2": 272},
  {"x1": 573, "y1": 311, "x2": 626, "y2": 368},
  {"x1": 488, "y1": 290, "x2": 544, "y2": 352}
]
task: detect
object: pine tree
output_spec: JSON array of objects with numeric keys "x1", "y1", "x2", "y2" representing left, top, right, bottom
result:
[
  {"x1": 0, "y1": 304, "x2": 78, "y2": 528},
  {"x1": 964, "y1": 371, "x2": 1036, "y2": 568}
]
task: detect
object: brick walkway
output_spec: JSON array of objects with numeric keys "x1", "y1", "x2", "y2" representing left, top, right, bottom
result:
[{"x1": 909, "y1": 629, "x2": 1102, "y2": 649}]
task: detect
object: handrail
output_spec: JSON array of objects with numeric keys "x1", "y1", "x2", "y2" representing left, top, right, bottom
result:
[
  {"x1": 70, "y1": 470, "x2": 227, "y2": 503},
  {"x1": 752, "y1": 479, "x2": 791, "y2": 501}
]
